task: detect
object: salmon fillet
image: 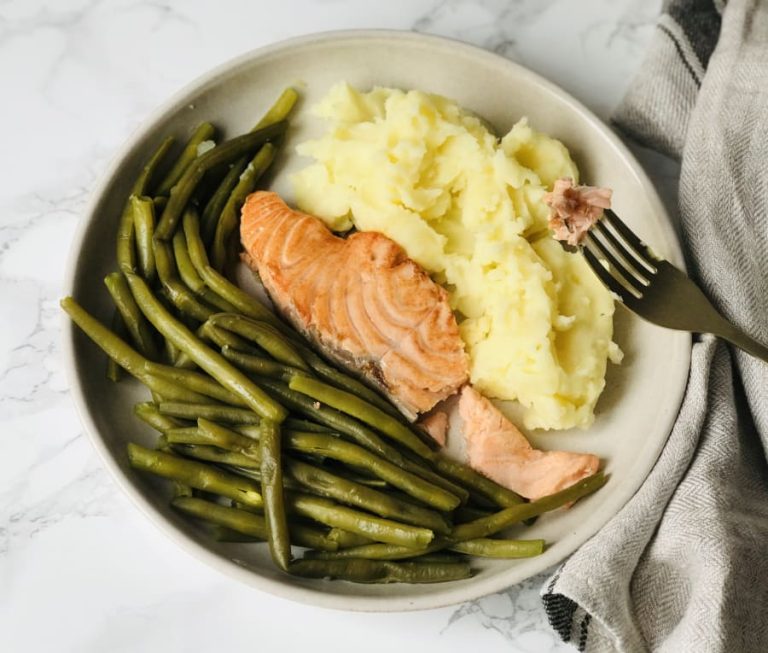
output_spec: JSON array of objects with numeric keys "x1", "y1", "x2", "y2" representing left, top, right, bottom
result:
[
  {"x1": 240, "y1": 191, "x2": 469, "y2": 420},
  {"x1": 417, "y1": 411, "x2": 449, "y2": 447},
  {"x1": 459, "y1": 386, "x2": 599, "y2": 500},
  {"x1": 543, "y1": 177, "x2": 612, "y2": 246}
]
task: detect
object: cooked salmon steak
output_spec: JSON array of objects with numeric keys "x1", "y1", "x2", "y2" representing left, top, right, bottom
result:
[
  {"x1": 543, "y1": 178, "x2": 612, "y2": 246},
  {"x1": 240, "y1": 191, "x2": 469, "y2": 420},
  {"x1": 459, "y1": 386, "x2": 599, "y2": 500},
  {"x1": 417, "y1": 411, "x2": 449, "y2": 447}
]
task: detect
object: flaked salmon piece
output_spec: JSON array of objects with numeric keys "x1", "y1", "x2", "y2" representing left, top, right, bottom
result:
[
  {"x1": 418, "y1": 411, "x2": 449, "y2": 447},
  {"x1": 240, "y1": 191, "x2": 469, "y2": 420},
  {"x1": 543, "y1": 177, "x2": 612, "y2": 246},
  {"x1": 459, "y1": 386, "x2": 599, "y2": 500}
]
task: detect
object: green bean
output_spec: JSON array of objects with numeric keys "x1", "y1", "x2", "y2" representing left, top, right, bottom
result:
[
  {"x1": 171, "y1": 482, "x2": 193, "y2": 499},
  {"x1": 164, "y1": 427, "x2": 206, "y2": 444},
  {"x1": 310, "y1": 474, "x2": 606, "y2": 561},
  {"x1": 61, "y1": 296, "x2": 268, "y2": 413},
  {"x1": 286, "y1": 419, "x2": 331, "y2": 433},
  {"x1": 153, "y1": 239, "x2": 215, "y2": 322},
  {"x1": 136, "y1": 136, "x2": 177, "y2": 195},
  {"x1": 210, "y1": 526, "x2": 260, "y2": 542},
  {"x1": 131, "y1": 196, "x2": 157, "y2": 282},
  {"x1": 224, "y1": 465, "x2": 283, "y2": 488},
  {"x1": 199, "y1": 88, "x2": 296, "y2": 243},
  {"x1": 199, "y1": 460, "x2": 306, "y2": 495},
  {"x1": 257, "y1": 378, "x2": 408, "y2": 464},
  {"x1": 201, "y1": 160, "x2": 250, "y2": 244},
  {"x1": 172, "y1": 229, "x2": 238, "y2": 312},
  {"x1": 256, "y1": 378, "x2": 465, "y2": 500},
  {"x1": 209, "y1": 314, "x2": 309, "y2": 370},
  {"x1": 61, "y1": 296, "x2": 150, "y2": 376},
  {"x1": 104, "y1": 272, "x2": 159, "y2": 360},
  {"x1": 268, "y1": 373, "x2": 467, "y2": 505},
  {"x1": 124, "y1": 273, "x2": 287, "y2": 422},
  {"x1": 107, "y1": 309, "x2": 128, "y2": 381},
  {"x1": 304, "y1": 546, "x2": 469, "y2": 563},
  {"x1": 451, "y1": 472, "x2": 608, "y2": 542},
  {"x1": 211, "y1": 143, "x2": 276, "y2": 272},
  {"x1": 197, "y1": 418, "x2": 258, "y2": 449},
  {"x1": 134, "y1": 402, "x2": 187, "y2": 434},
  {"x1": 146, "y1": 363, "x2": 246, "y2": 406},
  {"x1": 432, "y1": 457, "x2": 524, "y2": 508},
  {"x1": 158, "y1": 402, "x2": 261, "y2": 424},
  {"x1": 172, "y1": 350, "x2": 197, "y2": 370},
  {"x1": 326, "y1": 529, "x2": 374, "y2": 549},
  {"x1": 288, "y1": 558, "x2": 469, "y2": 584},
  {"x1": 226, "y1": 465, "x2": 262, "y2": 482},
  {"x1": 453, "y1": 505, "x2": 494, "y2": 522},
  {"x1": 193, "y1": 420, "x2": 447, "y2": 533},
  {"x1": 288, "y1": 524, "x2": 337, "y2": 552},
  {"x1": 289, "y1": 376, "x2": 432, "y2": 458},
  {"x1": 116, "y1": 199, "x2": 138, "y2": 275},
  {"x1": 155, "y1": 121, "x2": 286, "y2": 240},
  {"x1": 410, "y1": 552, "x2": 467, "y2": 564},
  {"x1": 183, "y1": 208, "x2": 282, "y2": 327},
  {"x1": 117, "y1": 137, "x2": 175, "y2": 274},
  {"x1": 155, "y1": 122, "x2": 216, "y2": 196},
  {"x1": 286, "y1": 458, "x2": 451, "y2": 535},
  {"x1": 154, "y1": 304, "x2": 197, "y2": 375},
  {"x1": 142, "y1": 374, "x2": 216, "y2": 404},
  {"x1": 287, "y1": 492, "x2": 433, "y2": 548},
  {"x1": 259, "y1": 419, "x2": 291, "y2": 570},
  {"x1": 172, "y1": 443, "x2": 260, "y2": 469},
  {"x1": 339, "y1": 472, "x2": 389, "y2": 489},
  {"x1": 265, "y1": 419, "x2": 325, "y2": 433},
  {"x1": 399, "y1": 455, "x2": 471, "y2": 505},
  {"x1": 162, "y1": 334, "x2": 178, "y2": 365},
  {"x1": 221, "y1": 345, "x2": 304, "y2": 381},
  {"x1": 127, "y1": 443, "x2": 263, "y2": 507},
  {"x1": 450, "y1": 538, "x2": 544, "y2": 558},
  {"x1": 198, "y1": 322, "x2": 259, "y2": 355},
  {"x1": 300, "y1": 542, "x2": 439, "y2": 561},
  {"x1": 293, "y1": 345, "x2": 402, "y2": 418},
  {"x1": 60, "y1": 297, "x2": 245, "y2": 408},
  {"x1": 171, "y1": 497, "x2": 338, "y2": 552},
  {"x1": 285, "y1": 431, "x2": 459, "y2": 512},
  {"x1": 255, "y1": 87, "x2": 299, "y2": 129},
  {"x1": 154, "y1": 430, "x2": 195, "y2": 499}
]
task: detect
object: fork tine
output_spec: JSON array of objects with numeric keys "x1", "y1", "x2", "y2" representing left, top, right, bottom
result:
[
  {"x1": 585, "y1": 234, "x2": 645, "y2": 298},
  {"x1": 603, "y1": 210, "x2": 658, "y2": 273},
  {"x1": 592, "y1": 221, "x2": 652, "y2": 286},
  {"x1": 582, "y1": 245, "x2": 633, "y2": 302}
]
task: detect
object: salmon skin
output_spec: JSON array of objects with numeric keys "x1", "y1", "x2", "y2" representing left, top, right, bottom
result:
[
  {"x1": 240, "y1": 191, "x2": 469, "y2": 421},
  {"x1": 459, "y1": 386, "x2": 599, "y2": 500}
]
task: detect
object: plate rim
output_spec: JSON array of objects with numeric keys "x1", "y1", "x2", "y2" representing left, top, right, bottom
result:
[{"x1": 62, "y1": 28, "x2": 692, "y2": 612}]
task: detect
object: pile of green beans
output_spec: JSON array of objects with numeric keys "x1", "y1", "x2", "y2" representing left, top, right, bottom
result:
[{"x1": 61, "y1": 87, "x2": 608, "y2": 585}]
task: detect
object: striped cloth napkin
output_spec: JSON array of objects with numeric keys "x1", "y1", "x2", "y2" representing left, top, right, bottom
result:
[{"x1": 540, "y1": 1, "x2": 768, "y2": 651}]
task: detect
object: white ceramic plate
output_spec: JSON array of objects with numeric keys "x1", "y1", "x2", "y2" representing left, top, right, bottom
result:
[{"x1": 63, "y1": 30, "x2": 691, "y2": 611}]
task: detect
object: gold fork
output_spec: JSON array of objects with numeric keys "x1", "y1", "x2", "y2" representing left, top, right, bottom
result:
[{"x1": 578, "y1": 209, "x2": 768, "y2": 362}]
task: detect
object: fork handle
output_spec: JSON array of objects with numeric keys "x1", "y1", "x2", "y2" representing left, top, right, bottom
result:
[{"x1": 713, "y1": 322, "x2": 768, "y2": 363}]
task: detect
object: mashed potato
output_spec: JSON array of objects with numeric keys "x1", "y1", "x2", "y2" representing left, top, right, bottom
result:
[{"x1": 292, "y1": 83, "x2": 620, "y2": 430}]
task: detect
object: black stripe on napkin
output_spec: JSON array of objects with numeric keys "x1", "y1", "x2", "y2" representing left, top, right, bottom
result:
[
  {"x1": 658, "y1": 0, "x2": 723, "y2": 86},
  {"x1": 658, "y1": 23, "x2": 704, "y2": 86},
  {"x1": 542, "y1": 569, "x2": 581, "y2": 644},
  {"x1": 667, "y1": 0, "x2": 723, "y2": 69}
]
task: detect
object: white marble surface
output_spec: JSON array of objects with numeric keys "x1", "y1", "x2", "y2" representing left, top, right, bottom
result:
[{"x1": 0, "y1": 1, "x2": 677, "y2": 651}]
